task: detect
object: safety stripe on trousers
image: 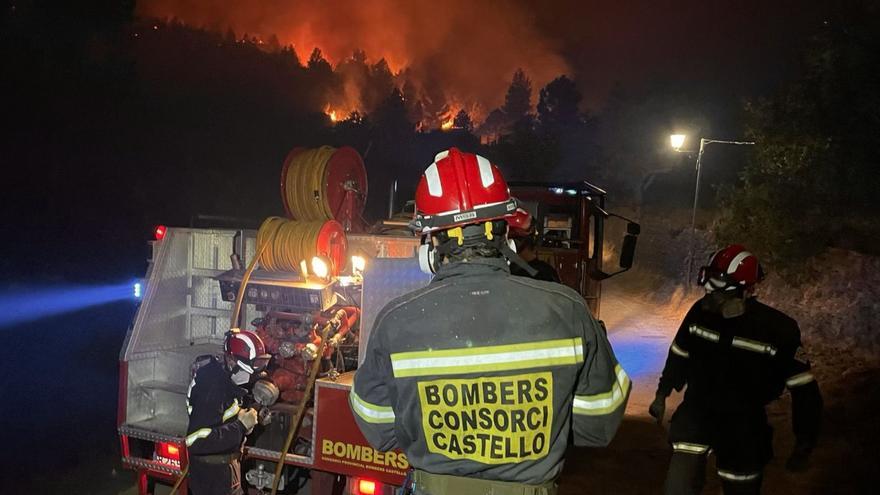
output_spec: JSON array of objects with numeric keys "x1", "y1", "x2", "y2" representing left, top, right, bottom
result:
[
  {"x1": 186, "y1": 428, "x2": 212, "y2": 447},
  {"x1": 670, "y1": 341, "x2": 690, "y2": 358},
  {"x1": 572, "y1": 364, "x2": 630, "y2": 416},
  {"x1": 349, "y1": 389, "x2": 396, "y2": 424},
  {"x1": 390, "y1": 337, "x2": 584, "y2": 378},
  {"x1": 786, "y1": 371, "x2": 815, "y2": 388},
  {"x1": 689, "y1": 324, "x2": 720, "y2": 342},
  {"x1": 717, "y1": 469, "x2": 761, "y2": 482},
  {"x1": 222, "y1": 400, "x2": 240, "y2": 422},
  {"x1": 731, "y1": 336, "x2": 777, "y2": 356},
  {"x1": 673, "y1": 442, "x2": 710, "y2": 454}
]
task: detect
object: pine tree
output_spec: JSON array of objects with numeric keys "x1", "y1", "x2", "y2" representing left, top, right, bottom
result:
[{"x1": 502, "y1": 69, "x2": 532, "y2": 124}]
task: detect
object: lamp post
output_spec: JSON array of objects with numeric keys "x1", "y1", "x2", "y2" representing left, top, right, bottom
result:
[{"x1": 671, "y1": 135, "x2": 755, "y2": 286}]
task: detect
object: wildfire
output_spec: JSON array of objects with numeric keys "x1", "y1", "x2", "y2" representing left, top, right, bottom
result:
[
  {"x1": 440, "y1": 118, "x2": 454, "y2": 131},
  {"x1": 324, "y1": 104, "x2": 339, "y2": 123}
]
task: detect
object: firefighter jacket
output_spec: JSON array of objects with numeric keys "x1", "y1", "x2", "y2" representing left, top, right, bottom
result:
[
  {"x1": 657, "y1": 297, "x2": 822, "y2": 448},
  {"x1": 350, "y1": 257, "x2": 630, "y2": 484},
  {"x1": 185, "y1": 356, "x2": 248, "y2": 455}
]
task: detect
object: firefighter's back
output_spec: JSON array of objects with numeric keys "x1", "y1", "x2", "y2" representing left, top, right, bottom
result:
[{"x1": 370, "y1": 260, "x2": 602, "y2": 484}]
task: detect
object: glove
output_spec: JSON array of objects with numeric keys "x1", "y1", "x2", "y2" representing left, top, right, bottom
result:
[
  {"x1": 785, "y1": 443, "x2": 812, "y2": 472},
  {"x1": 648, "y1": 393, "x2": 667, "y2": 424},
  {"x1": 238, "y1": 407, "x2": 259, "y2": 433}
]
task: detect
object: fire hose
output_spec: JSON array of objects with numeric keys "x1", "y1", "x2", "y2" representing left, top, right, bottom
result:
[
  {"x1": 282, "y1": 146, "x2": 337, "y2": 221},
  {"x1": 257, "y1": 217, "x2": 326, "y2": 273},
  {"x1": 169, "y1": 239, "x2": 272, "y2": 494},
  {"x1": 269, "y1": 314, "x2": 340, "y2": 495}
]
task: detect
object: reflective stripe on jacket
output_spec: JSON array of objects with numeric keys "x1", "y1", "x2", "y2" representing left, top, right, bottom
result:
[
  {"x1": 185, "y1": 356, "x2": 247, "y2": 454},
  {"x1": 658, "y1": 298, "x2": 822, "y2": 447},
  {"x1": 351, "y1": 258, "x2": 629, "y2": 484}
]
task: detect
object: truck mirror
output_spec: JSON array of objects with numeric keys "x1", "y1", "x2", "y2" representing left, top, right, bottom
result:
[{"x1": 620, "y1": 233, "x2": 637, "y2": 269}]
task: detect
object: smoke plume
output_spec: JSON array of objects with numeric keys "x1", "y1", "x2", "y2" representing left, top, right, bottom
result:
[{"x1": 137, "y1": 0, "x2": 570, "y2": 121}]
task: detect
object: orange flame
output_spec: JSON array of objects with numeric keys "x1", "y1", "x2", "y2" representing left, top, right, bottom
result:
[
  {"x1": 324, "y1": 104, "x2": 340, "y2": 123},
  {"x1": 440, "y1": 118, "x2": 454, "y2": 131}
]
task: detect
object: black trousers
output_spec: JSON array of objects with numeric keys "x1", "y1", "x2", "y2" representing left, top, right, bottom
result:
[
  {"x1": 664, "y1": 452, "x2": 763, "y2": 495},
  {"x1": 189, "y1": 458, "x2": 243, "y2": 495}
]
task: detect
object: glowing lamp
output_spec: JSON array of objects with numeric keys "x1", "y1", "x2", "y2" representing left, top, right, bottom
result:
[
  {"x1": 155, "y1": 441, "x2": 181, "y2": 462},
  {"x1": 357, "y1": 479, "x2": 377, "y2": 495},
  {"x1": 133, "y1": 282, "x2": 142, "y2": 299},
  {"x1": 351, "y1": 255, "x2": 366, "y2": 273},
  {"x1": 154, "y1": 225, "x2": 167, "y2": 241},
  {"x1": 311, "y1": 256, "x2": 330, "y2": 279},
  {"x1": 670, "y1": 134, "x2": 687, "y2": 151}
]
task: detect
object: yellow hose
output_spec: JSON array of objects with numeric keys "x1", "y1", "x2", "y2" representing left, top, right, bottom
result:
[
  {"x1": 171, "y1": 239, "x2": 272, "y2": 494},
  {"x1": 270, "y1": 319, "x2": 334, "y2": 495},
  {"x1": 284, "y1": 146, "x2": 336, "y2": 221},
  {"x1": 257, "y1": 217, "x2": 327, "y2": 273}
]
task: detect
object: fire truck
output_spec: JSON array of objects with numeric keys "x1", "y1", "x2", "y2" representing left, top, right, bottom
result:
[{"x1": 117, "y1": 146, "x2": 639, "y2": 494}]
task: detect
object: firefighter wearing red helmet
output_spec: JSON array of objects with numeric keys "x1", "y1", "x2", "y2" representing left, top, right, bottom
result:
[
  {"x1": 184, "y1": 329, "x2": 271, "y2": 494},
  {"x1": 650, "y1": 245, "x2": 822, "y2": 494},
  {"x1": 351, "y1": 148, "x2": 629, "y2": 495}
]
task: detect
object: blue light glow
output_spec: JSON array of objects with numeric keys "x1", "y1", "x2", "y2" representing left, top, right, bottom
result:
[
  {"x1": 0, "y1": 283, "x2": 135, "y2": 329},
  {"x1": 133, "y1": 282, "x2": 142, "y2": 299}
]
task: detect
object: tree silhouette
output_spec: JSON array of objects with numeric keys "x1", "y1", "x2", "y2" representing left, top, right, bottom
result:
[
  {"x1": 538, "y1": 75, "x2": 582, "y2": 133},
  {"x1": 502, "y1": 68, "x2": 532, "y2": 125},
  {"x1": 453, "y1": 109, "x2": 473, "y2": 131}
]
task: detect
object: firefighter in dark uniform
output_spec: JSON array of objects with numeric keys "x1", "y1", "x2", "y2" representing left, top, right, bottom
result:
[
  {"x1": 350, "y1": 148, "x2": 629, "y2": 495},
  {"x1": 650, "y1": 245, "x2": 822, "y2": 494},
  {"x1": 185, "y1": 329, "x2": 270, "y2": 494}
]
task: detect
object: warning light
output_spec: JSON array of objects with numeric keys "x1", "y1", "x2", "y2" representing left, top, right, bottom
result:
[
  {"x1": 357, "y1": 479, "x2": 377, "y2": 495},
  {"x1": 154, "y1": 225, "x2": 167, "y2": 241},
  {"x1": 133, "y1": 282, "x2": 142, "y2": 299}
]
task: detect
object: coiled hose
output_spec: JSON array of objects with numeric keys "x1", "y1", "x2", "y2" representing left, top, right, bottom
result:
[
  {"x1": 282, "y1": 146, "x2": 336, "y2": 221},
  {"x1": 256, "y1": 217, "x2": 326, "y2": 272}
]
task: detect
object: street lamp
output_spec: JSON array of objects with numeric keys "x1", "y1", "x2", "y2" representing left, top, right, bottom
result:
[
  {"x1": 671, "y1": 134, "x2": 755, "y2": 286},
  {"x1": 670, "y1": 134, "x2": 686, "y2": 151}
]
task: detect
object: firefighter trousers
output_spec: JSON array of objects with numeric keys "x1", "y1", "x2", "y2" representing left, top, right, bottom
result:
[
  {"x1": 189, "y1": 457, "x2": 243, "y2": 495},
  {"x1": 664, "y1": 451, "x2": 763, "y2": 495},
  {"x1": 412, "y1": 470, "x2": 557, "y2": 495}
]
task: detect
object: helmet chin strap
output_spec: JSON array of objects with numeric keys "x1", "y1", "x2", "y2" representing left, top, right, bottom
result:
[{"x1": 500, "y1": 240, "x2": 538, "y2": 277}]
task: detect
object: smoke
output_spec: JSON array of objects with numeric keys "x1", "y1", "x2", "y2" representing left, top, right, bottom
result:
[{"x1": 137, "y1": 0, "x2": 570, "y2": 121}]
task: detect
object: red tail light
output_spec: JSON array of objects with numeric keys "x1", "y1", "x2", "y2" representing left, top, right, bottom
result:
[
  {"x1": 357, "y1": 479, "x2": 377, "y2": 495},
  {"x1": 154, "y1": 225, "x2": 167, "y2": 241},
  {"x1": 155, "y1": 441, "x2": 181, "y2": 465}
]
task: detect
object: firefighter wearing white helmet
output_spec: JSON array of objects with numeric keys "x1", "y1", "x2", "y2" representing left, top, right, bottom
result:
[
  {"x1": 350, "y1": 148, "x2": 629, "y2": 495},
  {"x1": 651, "y1": 245, "x2": 822, "y2": 495},
  {"x1": 184, "y1": 329, "x2": 271, "y2": 494}
]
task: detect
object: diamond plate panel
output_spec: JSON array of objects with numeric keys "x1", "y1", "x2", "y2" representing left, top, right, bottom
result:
[{"x1": 359, "y1": 257, "x2": 433, "y2": 364}]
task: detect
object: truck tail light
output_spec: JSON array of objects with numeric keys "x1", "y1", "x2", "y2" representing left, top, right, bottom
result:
[
  {"x1": 155, "y1": 441, "x2": 181, "y2": 464},
  {"x1": 357, "y1": 478, "x2": 377, "y2": 495},
  {"x1": 154, "y1": 225, "x2": 167, "y2": 241}
]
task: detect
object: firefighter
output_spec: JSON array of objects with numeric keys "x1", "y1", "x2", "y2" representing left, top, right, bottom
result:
[
  {"x1": 185, "y1": 329, "x2": 270, "y2": 494},
  {"x1": 350, "y1": 148, "x2": 630, "y2": 495},
  {"x1": 650, "y1": 245, "x2": 822, "y2": 494}
]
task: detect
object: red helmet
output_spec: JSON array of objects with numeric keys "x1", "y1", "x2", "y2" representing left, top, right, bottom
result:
[
  {"x1": 225, "y1": 329, "x2": 271, "y2": 374},
  {"x1": 699, "y1": 244, "x2": 764, "y2": 291},
  {"x1": 506, "y1": 208, "x2": 533, "y2": 238},
  {"x1": 411, "y1": 148, "x2": 518, "y2": 234}
]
